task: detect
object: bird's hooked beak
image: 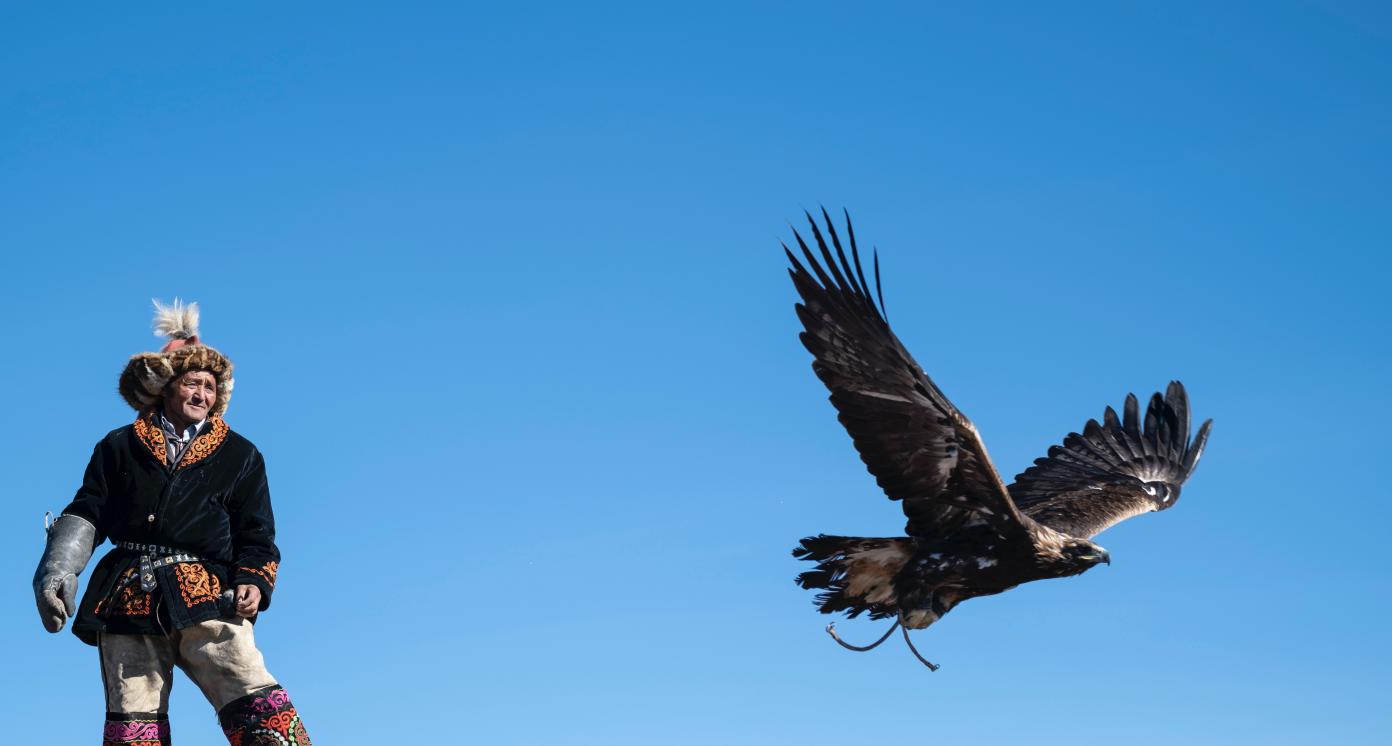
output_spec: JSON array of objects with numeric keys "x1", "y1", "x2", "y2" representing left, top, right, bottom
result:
[{"x1": 1080, "y1": 548, "x2": 1111, "y2": 566}]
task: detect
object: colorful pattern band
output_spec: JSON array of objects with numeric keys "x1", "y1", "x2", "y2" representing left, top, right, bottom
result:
[
  {"x1": 103, "y1": 715, "x2": 170, "y2": 746},
  {"x1": 218, "y1": 686, "x2": 311, "y2": 746}
]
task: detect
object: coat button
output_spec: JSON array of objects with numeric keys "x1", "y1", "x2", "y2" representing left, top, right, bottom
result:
[{"x1": 147, "y1": 513, "x2": 155, "y2": 523}]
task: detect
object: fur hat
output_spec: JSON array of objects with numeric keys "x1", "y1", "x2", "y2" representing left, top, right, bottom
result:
[{"x1": 118, "y1": 300, "x2": 235, "y2": 417}]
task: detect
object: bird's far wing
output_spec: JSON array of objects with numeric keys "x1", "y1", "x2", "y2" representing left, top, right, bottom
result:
[
  {"x1": 787, "y1": 209, "x2": 1026, "y2": 541},
  {"x1": 1008, "y1": 381, "x2": 1213, "y2": 539}
]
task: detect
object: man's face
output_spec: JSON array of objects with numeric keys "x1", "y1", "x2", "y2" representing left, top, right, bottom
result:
[{"x1": 165, "y1": 370, "x2": 217, "y2": 425}]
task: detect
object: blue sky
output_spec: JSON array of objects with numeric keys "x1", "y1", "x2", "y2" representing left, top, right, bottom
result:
[{"x1": 2, "y1": 2, "x2": 1389, "y2": 743}]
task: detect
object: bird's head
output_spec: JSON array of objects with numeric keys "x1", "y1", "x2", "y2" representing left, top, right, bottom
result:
[
  {"x1": 1034, "y1": 525, "x2": 1112, "y2": 576},
  {"x1": 1059, "y1": 539, "x2": 1111, "y2": 576}
]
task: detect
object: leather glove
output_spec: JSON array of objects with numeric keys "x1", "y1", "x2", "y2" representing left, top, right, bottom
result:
[{"x1": 33, "y1": 515, "x2": 98, "y2": 633}]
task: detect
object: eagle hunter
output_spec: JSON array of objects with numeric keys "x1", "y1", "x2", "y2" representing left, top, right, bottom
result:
[{"x1": 786, "y1": 210, "x2": 1212, "y2": 670}]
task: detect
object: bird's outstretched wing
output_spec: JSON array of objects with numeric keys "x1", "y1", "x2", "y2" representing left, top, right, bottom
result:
[
  {"x1": 787, "y1": 209, "x2": 1026, "y2": 541},
  {"x1": 1008, "y1": 382, "x2": 1213, "y2": 539}
]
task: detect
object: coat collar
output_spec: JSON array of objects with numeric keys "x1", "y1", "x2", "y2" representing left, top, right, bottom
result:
[
  {"x1": 158, "y1": 410, "x2": 205, "y2": 444},
  {"x1": 133, "y1": 409, "x2": 229, "y2": 469}
]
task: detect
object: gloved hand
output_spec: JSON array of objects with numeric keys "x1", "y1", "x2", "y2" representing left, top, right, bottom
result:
[{"x1": 33, "y1": 515, "x2": 97, "y2": 633}]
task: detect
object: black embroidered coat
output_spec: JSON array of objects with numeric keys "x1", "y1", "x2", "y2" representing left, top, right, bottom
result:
[{"x1": 61, "y1": 411, "x2": 281, "y2": 645}]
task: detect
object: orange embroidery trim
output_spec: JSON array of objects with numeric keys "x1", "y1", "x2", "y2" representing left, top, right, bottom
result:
[
  {"x1": 239, "y1": 560, "x2": 279, "y2": 588},
  {"x1": 132, "y1": 412, "x2": 229, "y2": 468},
  {"x1": 133, "y1": 414, "x2": 168, "y2": 466},
  {"x1": 178, "y1": 417, "x2": 228, "y2": 468},
  {"x1": 116, "y1": 583, "x2": 152, "y2": 616},
  {"x1": 174, "y1": 562, "x2": 222, "y2": 606},
  {"x1": 98, "y1": 568, "x2": 152, "y2": 617}
]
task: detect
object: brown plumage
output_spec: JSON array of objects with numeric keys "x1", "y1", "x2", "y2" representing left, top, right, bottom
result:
[{"x1": 786, "y1": 210, "x2": 1212, "y2": 669}]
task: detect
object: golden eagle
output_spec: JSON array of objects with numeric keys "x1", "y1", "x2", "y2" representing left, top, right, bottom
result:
[{"x1": 787, "y1": 210, "x2": 1212, "y2": 670}]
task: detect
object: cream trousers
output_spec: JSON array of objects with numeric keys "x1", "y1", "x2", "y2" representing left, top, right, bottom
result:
[{"x1": 100, "y1": 617, "x2": 278, "y2": 713}]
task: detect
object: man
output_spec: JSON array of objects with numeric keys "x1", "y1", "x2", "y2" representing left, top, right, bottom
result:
[{"x1": 33, "y1": 300, "x2": 311, "y2": 746}]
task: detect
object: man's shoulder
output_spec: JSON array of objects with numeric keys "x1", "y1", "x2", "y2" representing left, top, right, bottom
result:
[
  {"x1": 97, "y1": 423, "x2": 135, "y2": 446},
  {"x1": 219, "y1": 425, "x2": 261, "y2": 459},
  {"x1": 82, "y1": 423, "x2": 137, "y2": 463}
]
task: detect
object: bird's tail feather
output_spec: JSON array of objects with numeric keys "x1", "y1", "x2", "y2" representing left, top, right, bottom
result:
[{"x1": 793, "y1": 535, "x2": 912, "y2": 620}]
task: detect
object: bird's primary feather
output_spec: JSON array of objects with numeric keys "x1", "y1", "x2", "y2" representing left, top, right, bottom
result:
[
  {"x1": 785, "y1": 208, "x2": 1026, "y2": 542},
  {"x1": 1008, "y1": 383, "x2": 1213, "y2": 538}
]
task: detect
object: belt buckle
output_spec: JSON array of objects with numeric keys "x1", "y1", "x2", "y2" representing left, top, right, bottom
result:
[{"x1": 139, "y1": 555, "x2": 157, "y2": 592}]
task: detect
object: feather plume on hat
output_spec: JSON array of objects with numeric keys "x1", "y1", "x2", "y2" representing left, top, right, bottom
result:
[{"x1": 152, "y1": 299, "x2": 201, "y2": 344}]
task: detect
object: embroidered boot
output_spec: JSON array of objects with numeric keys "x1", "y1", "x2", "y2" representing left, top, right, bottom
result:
[{"x1": 217, "y1": 686, "x2": 311, "y2": 746}]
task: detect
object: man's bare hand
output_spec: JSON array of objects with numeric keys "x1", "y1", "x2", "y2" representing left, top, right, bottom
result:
[{"x1": 235, "y1": 584, "x2": 261, "y2": 618}]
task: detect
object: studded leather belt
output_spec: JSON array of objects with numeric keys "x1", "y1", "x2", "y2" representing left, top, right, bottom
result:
[
  {"x1": 116, "y1": 541, "x2": 203, "y2": 592},
  {"x1": 118, "y1": 541, "x2": 191, "y2": 556}
]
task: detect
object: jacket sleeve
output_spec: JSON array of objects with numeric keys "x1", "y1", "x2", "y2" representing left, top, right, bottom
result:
[
  {"x1": 59, "y1": 438, "x2": 113, "y2": 545},
  {"x1": 229, "y1": 447, "x2": 281, "y2": 611}
]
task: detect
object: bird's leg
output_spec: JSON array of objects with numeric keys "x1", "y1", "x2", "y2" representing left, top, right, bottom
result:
[
  {"x1": 825, "y1": 619, "x2": 899, "y2": 652},
  {"x1": 899, "y1": 613, "x2": 941, "y2": 671}
]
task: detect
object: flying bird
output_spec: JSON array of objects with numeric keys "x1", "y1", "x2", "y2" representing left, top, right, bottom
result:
[{"x1": 786, "y1": 210, "x2": 1212, "y2": 670}]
